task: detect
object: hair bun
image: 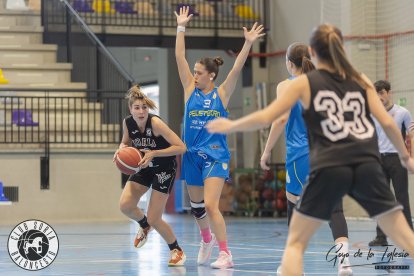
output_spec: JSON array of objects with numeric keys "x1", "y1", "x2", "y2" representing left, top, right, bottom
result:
[{"x1": 214, "y1": 57, "x2": 224, "y2": 66}]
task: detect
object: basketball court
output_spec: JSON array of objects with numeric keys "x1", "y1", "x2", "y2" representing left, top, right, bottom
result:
[
  {"x1": 1, "y1": 215, "x2": 413, "y2": 275},
  {"x1": 1, "y1": 0, "x2": 414, "y2": 275}
]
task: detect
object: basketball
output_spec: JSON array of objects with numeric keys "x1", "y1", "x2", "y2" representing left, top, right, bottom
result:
[{"x1": 115, "y1": 147, "x2": 143, "y2": 175}]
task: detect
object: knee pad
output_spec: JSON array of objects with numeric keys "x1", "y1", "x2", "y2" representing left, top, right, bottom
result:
[{"x1": 190, "y1": 200, "x2": 207, "y2": 220}]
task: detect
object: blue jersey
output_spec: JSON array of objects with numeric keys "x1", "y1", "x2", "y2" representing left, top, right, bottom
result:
[
  {"x1": 285, "y1": 77, "x2": 309, "y2": 165},
  {"x1": 183, "y1": 87, "x2": 230, "y2": 161}
]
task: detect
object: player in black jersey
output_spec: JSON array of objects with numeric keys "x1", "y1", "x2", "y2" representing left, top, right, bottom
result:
[
  {"x1": 207, "y1": 24, "x2": 414, "y2": 275},
  {"x1": 115, "y1": 85, "x2": 187, "y2": 266},
  {"x1": 261, "y1": 42, "x2": 352, "y2": 275}
]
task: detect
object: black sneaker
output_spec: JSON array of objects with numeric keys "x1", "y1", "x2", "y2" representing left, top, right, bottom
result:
[{"x1": 368, "y1": 237, "x2": 388, "y2": 246}]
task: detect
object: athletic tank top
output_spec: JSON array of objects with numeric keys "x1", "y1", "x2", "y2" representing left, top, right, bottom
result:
[
  {"x1": 285, "y1": 76, "x2": 309, "y2": 165},
  {"x1": 183, "y1": 87, "x2": 230, "y2": 161},
  {"x1": 304, "y1": 69, "x2": 380, "y2": 172},
  {"x1": 125, "y1": 114, "x2": 175, "y2": 166}
]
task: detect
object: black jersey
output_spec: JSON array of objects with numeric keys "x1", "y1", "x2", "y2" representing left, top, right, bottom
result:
[
  {"x1": 303, "y1": 69, "x2": 380, "y2": 172},
  {"x1": 125, "y1": 114, "x2": 175, "y2": 167}
]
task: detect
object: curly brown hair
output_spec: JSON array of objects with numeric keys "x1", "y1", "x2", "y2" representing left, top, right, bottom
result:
[{"x1": 126, "y1": 85, "x2": 157, "y2": 110}]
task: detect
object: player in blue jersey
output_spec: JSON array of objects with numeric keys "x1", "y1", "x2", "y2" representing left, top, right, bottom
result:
[
  {"x1": 260, "y1": 43, "x2": 352, "y2": 275},
  {"x1": 207, "y1": 24, "x2": 414, "y2": 276},
  {"x1": 175, "y1": 6, "x2": 265, "y2": 269},
  {"x1": 260, "y1": 43, "x2": 315, "y2": 225}
]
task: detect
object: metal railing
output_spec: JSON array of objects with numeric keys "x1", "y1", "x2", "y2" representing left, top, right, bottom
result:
[
  {"x1": 42, "y1": 0, "x2": 135, "y2": 92},
  {"x1": 42, "y1": 0, "x2": 266, "y2": 32},
  {"x1": 0, "y1": 91, "x2": 128, "y2": 146}
]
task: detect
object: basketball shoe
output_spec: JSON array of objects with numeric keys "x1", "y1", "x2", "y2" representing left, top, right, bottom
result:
[
  {"x1": 210, "y1": 250, "x2": 234, "y2": 269},
  {"x1": 368, "y1": 236, "x2": 388, "y2": 246},
  {"x1": 338, "y1": 258, "x2": 353, "y2": 276},
  {"x1": 197, "y1": 233, "x2": 217, "y2": 265},
  {"x1": 168, "y1": 249, "x2": 186, "y2": 266},
  {"x1": 134, "y1": 226, "x2": 152, "y2": 248}
]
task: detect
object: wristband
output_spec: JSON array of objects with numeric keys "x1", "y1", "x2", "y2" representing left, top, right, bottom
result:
[{"x1": 177, "y1": 26, "x2": 186, "y2": 33}]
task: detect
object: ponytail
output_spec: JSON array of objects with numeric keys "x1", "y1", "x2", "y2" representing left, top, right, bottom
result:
[
  {"x1": 126, "y1": 85, "x2": 158, "y2": 110},
  {"x1": 301, "y1": 56, "x2": 315, "y2": 73},
  {"x1": 286, "y1": 42, "x2": 315, "y2": 74},
  {"x1": 328, "y1": 32, "x2": 369, "y2": 88},
  {"x1": 310, "y1": 24, "x2": 369, "y2": 89}
]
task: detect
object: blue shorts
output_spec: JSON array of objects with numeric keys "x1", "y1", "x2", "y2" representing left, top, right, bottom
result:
[
  {"x1": 285, "y1": 154, "x2": 309, "y2": 196},
  {"x1": 182, "y1": 151, "x2": 229, "y2": 186}
]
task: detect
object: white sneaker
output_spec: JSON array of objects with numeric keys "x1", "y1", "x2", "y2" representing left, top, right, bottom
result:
[
  {"x1": 277, "y1": 266, "x2": 282, "y2": 276},
  {"x1": 168, "y1": 249, "x2": 186, "y2": 266},
  {"x1": 197, "y1": 233, "x2": 217, "y2": 265},
  {"x1": 277, "y1": 265, "x2": 305, "y2": 275},
  {"x1": 338, "y1": 259, "x2": 353, "y2": 276},
  {"x1": 134, "y1": 226, "x2": 152, "y2": 248},
  {"x1": 210, "y1": 250, "x2": 234, "y2": 269}
]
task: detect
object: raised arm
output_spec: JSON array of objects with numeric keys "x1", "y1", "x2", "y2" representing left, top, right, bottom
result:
[
  {"x1": 175, "y1": 6, "x2": 194, "y2": 99},
  {"x1": 218, "y1": 23, "x2": 265, "y2": 107},
  {"x1": 260, "y1": 81, "x2": 291, "y2": 170},
  {"x1": 207, "y1": 74, "x2": 310, "y2": 134}
]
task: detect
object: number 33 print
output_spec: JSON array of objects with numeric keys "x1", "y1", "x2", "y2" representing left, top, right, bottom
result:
[{"x1": 314, "y1": 90, "x2": 375, "y2": 142}]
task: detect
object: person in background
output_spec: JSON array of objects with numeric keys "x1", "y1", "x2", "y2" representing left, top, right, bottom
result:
[{"x1": 368, "y1": 79, "x2": 414, "y2": 246}]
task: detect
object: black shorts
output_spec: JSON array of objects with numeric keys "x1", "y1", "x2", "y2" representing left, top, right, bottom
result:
[
  {"x1": 296, "y1": 161, "x2": 402, "y2": 221},
  {"x1": 128, "y1": 160, "x2": 177, "y2": 194}
]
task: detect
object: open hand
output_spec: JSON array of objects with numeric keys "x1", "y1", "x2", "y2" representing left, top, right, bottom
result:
[
  {"x1": 174, "y1": 5, "x2": 193, "y2": 27},
  {"x1": 206, "y1": 118, "x2": 234, "y2": 134},
  {"x1": 243, "y1": 22, "x2": 266, "y2": 43}
]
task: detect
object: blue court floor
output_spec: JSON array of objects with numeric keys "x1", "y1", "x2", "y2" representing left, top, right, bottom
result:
[{"x1": 1, "y1": 215, "x2": 413, "y2": 275}]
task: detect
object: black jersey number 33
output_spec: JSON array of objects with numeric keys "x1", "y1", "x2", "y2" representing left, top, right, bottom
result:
[{"x1": 314, "y1": 90, "x2": 375, "y2": 142}]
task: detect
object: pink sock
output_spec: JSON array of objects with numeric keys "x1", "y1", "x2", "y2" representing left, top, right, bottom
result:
[
  {"x1": 218, "y1": 241, "x2": 230, "y2": 255},
  {"x1": 200, "y1": 228, "x2": 212, "y2": 243}
]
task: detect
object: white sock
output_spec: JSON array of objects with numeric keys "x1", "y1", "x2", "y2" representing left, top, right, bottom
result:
[{"x1": 336, "y1": 241, "x2": 351, "y2": 267}]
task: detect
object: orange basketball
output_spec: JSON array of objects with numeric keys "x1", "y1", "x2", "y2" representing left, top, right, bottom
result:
[{"x1": 115, "y1": 147, "x2": 143, "y2": 175}]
